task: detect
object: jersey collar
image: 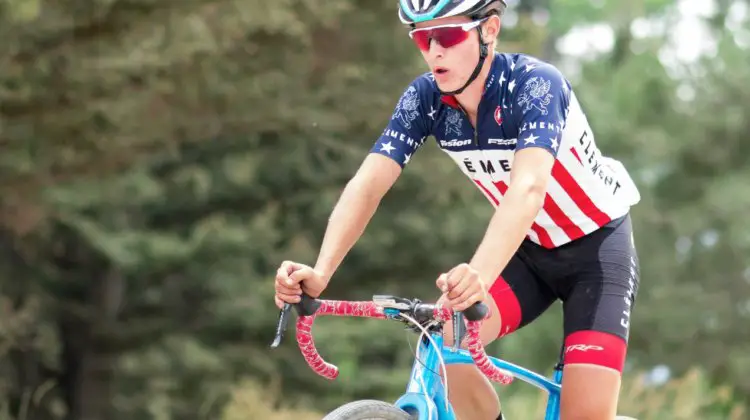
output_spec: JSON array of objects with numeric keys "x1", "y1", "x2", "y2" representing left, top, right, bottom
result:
[{"x1": 439, "y1": 52, "x2": 502, "y2": 109}]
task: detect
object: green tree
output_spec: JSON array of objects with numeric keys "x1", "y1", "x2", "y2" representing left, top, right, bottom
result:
[{"x1": 1, "y1": 0, "x2": 748, "y2": 418}]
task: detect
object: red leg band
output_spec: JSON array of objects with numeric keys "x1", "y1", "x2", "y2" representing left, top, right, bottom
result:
[
  {"x1": 563, "y1": 330, "x2": 627, "y2": 373},
  {"x1": 489, "y1": 276, "x2": 522, "y2": 338}
]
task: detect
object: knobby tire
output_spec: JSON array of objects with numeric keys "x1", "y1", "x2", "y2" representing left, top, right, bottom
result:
[{"x1": 323, "y1": 399, "x2": 413, "y2": 420}]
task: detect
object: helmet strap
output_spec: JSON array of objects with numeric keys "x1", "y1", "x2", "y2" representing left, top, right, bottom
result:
[{"x1": 438, "y1": 26, "x2": 490, "y2": 96}]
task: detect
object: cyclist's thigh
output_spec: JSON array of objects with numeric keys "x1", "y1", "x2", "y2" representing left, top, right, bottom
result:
[
  {"x1": 561, "y1": 214, "x2": 640, "y2": 373},
  {"x1": 443, "y1": 246, "x2": 557, "y2": 346},
  {"x1": 489, "y1": 245, "x2": 558, "y2": 340}
]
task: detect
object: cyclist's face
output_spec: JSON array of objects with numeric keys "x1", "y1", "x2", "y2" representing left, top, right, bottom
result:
[{"x1": 412, "y1": 16, "x2": 495, "y2": 92}]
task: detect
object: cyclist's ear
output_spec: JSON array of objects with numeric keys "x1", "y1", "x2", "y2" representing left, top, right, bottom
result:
[{"x1": 481, "y1": 14, "x2": 501, "y2": 43}]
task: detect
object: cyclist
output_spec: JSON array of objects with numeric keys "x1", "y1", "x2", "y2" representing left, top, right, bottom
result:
[{"x1": 274, "y1": 1, "x2": 641, "y2": 419}]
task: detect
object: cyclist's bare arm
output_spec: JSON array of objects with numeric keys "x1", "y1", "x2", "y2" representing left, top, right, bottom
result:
[
  {"x1": 468, "y1": 69, "x2": 570, "y2": 290},
  {"x1": 313, "y1": 153, "x2": 402, "y2": 282},
  {"x1": 309, "y1": 78, "x2": 429, "y2": 284},
  {"x1": 276, "y1": 78, "x2": 427, "y2": 306},
  {"x1": 468, "y1": 148, "x2": 553, "y2": 287},
  {"x1": 274, "y1": 154, "x2": 401, "y2": 306}
]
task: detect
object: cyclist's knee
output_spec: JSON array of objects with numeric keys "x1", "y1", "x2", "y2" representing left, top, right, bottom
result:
[
  {"x1": 560, "y1": 364, "x2": 621, "y2": 420},
  {"x1": 559, "y1": 331, "x2": 626, "y2": 420}
]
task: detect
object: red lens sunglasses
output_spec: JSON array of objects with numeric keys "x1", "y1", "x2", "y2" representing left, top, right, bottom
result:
[{"x1": 408, "y1": 18, "x2": 488, "y2": 52}]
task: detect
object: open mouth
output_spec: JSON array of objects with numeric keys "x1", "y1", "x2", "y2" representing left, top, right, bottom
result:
[{"x1": 434, "y1": 67, "x2": 449, "y2": 75}]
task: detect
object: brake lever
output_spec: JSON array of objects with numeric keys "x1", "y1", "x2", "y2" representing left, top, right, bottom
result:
[
  {"x1": 270, "y1": 294, "x2": 322, "y2": 349},
  {"x1": 452, "y1": 310, "x2": 466, "y2": 352},
  {"x1": 270, "y1": 303, "x2": 293, "y2": 348}
]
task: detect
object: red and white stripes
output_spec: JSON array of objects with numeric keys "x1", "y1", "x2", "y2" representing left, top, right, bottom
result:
[{"x1": 458, "y1": 147, "x2": 631, "y2": 249}]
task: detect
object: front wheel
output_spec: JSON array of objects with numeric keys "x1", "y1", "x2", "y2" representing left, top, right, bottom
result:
[{"x1": 323, "y1": 399, "x2": 413, "y2": 420}]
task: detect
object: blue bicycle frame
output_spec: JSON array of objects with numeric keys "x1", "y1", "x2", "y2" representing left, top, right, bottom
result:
[{"x1": 393, "y1": 333, "x2": 563, "y2": 420}]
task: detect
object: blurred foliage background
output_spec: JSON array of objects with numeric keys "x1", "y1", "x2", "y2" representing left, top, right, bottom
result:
[{"x1": 0, "y1": 0, "x2": 749, "y2": 419}]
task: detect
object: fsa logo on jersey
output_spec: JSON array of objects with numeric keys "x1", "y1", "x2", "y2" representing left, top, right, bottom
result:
[{"x1": 488, "y1": 138, "x2": 516, "y2": 146}]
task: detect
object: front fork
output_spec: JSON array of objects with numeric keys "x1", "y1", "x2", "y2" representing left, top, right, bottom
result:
[{"x1": 394, "y1": 333, "x2": 456, "y2": 419}]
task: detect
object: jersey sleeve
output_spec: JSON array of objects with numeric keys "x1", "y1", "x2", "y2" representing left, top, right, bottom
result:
[
  {"x1": 511, "y1": 63, "x2": 571, "y2": 157},
  {"x1": 370, "y1": 77, "x2": 432, "y2": 168}
]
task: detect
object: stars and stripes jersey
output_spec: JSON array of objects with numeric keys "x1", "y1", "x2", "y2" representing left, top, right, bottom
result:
[{"x1": 370, "y1": 52, "x2": 641, "y2": 249}]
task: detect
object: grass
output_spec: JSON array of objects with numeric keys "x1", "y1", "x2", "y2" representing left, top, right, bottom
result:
[{"x1": 221, "y1": 379, "x2": 322, "y2": 420}]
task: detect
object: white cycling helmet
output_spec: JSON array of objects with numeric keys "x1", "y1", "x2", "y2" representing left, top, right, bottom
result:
[{"x1": 398, "y1": 0, "x2": 507, "y2": 25}]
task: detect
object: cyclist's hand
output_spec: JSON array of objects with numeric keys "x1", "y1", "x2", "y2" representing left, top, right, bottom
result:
[
  {"x1": 436, "y1": 263, "x2": 489, "y2": 312},
  {"x1": 274, "y1": 261, "x2": 328, "y2": 309}
]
